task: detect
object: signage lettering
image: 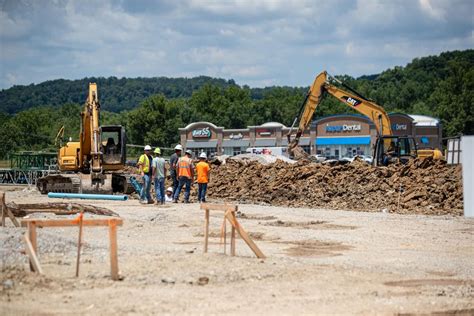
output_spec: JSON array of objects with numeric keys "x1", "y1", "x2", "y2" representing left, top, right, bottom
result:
[
  {"x1": 341, "y1": 96, "x2": 362, "y2": 107},
  {"x1": 257, "y1": 129, "x2": 272, "y2": 136},
  {"x1": 392, "y1": 124, "x2": 407, "y2": 131},
  {"x1": 192, "y1": 127, "x2": 211, "y2": 138},
  {"x1": 229, "y1": 133, "x2": 243, "y2": 140},
  {"x1": 326, "y1": 124, "x2": 362, "y2": 133}
]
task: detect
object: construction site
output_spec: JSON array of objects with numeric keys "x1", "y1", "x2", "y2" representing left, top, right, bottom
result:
[{"x1": 0, "y1": 79, "x2": 473, "y2": 314}]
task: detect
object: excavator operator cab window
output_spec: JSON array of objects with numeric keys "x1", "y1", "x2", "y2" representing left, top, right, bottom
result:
[{"x1": 101, "y1": 126, "x2": 124, "y2": 164}]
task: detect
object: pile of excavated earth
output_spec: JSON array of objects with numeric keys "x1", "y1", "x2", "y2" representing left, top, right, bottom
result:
[{"x1": 207, "y1": 157, "x2": 463, "y2": 215}]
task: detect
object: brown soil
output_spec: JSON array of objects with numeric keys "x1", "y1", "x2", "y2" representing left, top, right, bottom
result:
[{"x1": 208, "y1": 157, "x2": 463, "y2": 215}]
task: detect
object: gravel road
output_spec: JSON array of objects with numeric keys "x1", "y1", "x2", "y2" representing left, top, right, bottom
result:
[{"x1": 1, "y1": 188, "x2": 473, "y2": 315}]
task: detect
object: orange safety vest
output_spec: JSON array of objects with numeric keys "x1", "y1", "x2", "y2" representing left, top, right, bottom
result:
[{"x1": 178, "y1": 157, "x2": 192, "y2": 178}]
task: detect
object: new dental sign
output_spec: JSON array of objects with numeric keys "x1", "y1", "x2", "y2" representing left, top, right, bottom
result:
[
  {"x1": 326, "y1": 124, "x2": 361, "y2": 133},
  {"x1": 192, "y1": 127, "x2": 211, "y2": 138}
]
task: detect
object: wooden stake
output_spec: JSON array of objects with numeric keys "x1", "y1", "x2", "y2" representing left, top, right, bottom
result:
[
  {"x1": 223, "y1": 217, "x2": 227, "y2": 254},
  {"x1": 27, "y1": 222, "x2": 37, "y2": 272},
  {"x1": 226, "y1": 212, "x2": 266, "y2": 259},
  {"x1": 24, "y1": 232, "x2": 43, "y2": 274},
  {"x1": 75, "y1": 212, "x2": 84, "y2": 277},
  {"x1": 1, "y1": 192, "x2": 5, "y2": 227},
  {"x1": 204, "y1": 208, "x2": 209, "y2": 253},
  {"x1": 231, "y1": 225, "x2": 236, "y2": 256},
  {"x1": 1, "y1": 193, "x2": 19, "y2": 227},
  {"x1": 108, "y1": 221, "x2": 119, "y2": 281}
]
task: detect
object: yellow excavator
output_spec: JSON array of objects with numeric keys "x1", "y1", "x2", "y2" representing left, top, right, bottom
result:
[
  {"x1": 287, "y1": 71, "x2": 440, "y2": 166},
  {"x1": 37, "y1": 83, "x2": 133, "y2": 194}
]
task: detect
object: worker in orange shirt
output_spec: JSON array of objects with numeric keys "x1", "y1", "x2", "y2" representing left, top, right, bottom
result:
[
  {"x1": 173, "y1": 150, "x2": 194, "y2": 203},
  {"x1": 196, "y1": 152, "x2": 210, "y2": 203}
]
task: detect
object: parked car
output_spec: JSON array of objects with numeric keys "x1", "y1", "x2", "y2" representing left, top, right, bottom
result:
[{"x1": 311, "y1": 154, "x2": 326, "y2": 162}]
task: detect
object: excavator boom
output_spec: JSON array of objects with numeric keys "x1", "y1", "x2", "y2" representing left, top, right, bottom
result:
[{"x1": 287, "y1": 70, "x2": 417, "y2": 165}]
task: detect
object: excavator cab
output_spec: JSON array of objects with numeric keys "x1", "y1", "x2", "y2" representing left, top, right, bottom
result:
[
  {"x1": 100, "y1": 125, "x2": 126, "y2": 168},
  {"x1": 373, "y1": 136, "x2": 417, "y2": 166}
]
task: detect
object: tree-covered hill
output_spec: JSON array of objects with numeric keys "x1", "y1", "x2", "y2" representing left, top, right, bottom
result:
[
  {"x1": 0, "y1": 76, "x2": 237, "y2": 113},
  {"x1": 0, "y1": 49, "x2": 472, "y2": 158}
]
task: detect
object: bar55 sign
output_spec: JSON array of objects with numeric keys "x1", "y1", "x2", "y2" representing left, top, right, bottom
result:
[{"x1": 192, "y1": 127, "x2": 212, "y2": 138}]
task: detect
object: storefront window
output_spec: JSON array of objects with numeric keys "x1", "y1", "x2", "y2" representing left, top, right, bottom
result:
[
  {"x1": 192, "y1": 148, "x2": 216, "y2": 158},
  {"x1": 233, "y1": 147, "x2": 242, "y2": 156}
]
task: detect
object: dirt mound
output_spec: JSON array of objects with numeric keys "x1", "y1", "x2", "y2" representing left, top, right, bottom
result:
[{"x1": 207, "y1": 158, "x2": 463, "y2": 215}]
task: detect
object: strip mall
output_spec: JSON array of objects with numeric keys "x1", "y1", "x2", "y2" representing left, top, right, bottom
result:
[{"x1": 179, "y1": 113, "x2": 442, "y2": 159}]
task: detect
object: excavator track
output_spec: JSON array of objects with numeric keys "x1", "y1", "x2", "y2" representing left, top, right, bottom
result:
[
  {"x1": 36, "y1": 174, "x2": 83, "y2": 194},
  {"x1": 37, "y1": 173, "x2": 137, "y2": 195}
]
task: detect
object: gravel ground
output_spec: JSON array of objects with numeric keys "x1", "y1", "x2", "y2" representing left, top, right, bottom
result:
[{"x1": 0, "y1": 188, "x2": 473, "y2": 315}]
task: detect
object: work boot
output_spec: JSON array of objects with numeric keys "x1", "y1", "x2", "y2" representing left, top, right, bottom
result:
[
  {"x1": 147, "y1": 200, "x2": 154, "y2": 204},
  {"x1": 173, "y1": 199, "x2": 178, "y2": 203}
]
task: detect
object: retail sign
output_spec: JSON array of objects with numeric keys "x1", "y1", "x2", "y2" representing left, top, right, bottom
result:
[
  {"x1": 257, "y1": 129, "x2": 272, "y2": 136},
  {"x1": 326, "y1": 124, "x2": 362, "y2": 133},
  {"x1": 392, "y1": 124, "x2": 407, "y2": 131},
  {"x1": 229, "y1": 133, "x2": 243, "y2": 140},
  {"x1": 192, "y1": 127, "x2": 211, "y2": 138}
]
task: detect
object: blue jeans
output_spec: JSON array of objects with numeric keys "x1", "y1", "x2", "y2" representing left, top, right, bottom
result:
[
  {"x1": 170, "y1": 170, "x2": 179, "y2": 195},
  {"x1": 140, "y1": 174, "x2": 152, "y2": 202},
  {"x1": 154, "y1": 177, "x2": 165, "y2": 203},
  {"x1": 198, "y1": 183, "x2": 207, "y2": 202},
  {"x1": 174, "y1": 176, "x2": 191, "y2": 202}
]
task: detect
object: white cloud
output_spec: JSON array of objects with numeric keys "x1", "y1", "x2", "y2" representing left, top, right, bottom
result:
[{"x1": 0, "y1": 0, "x2": 472, "y2": 89}]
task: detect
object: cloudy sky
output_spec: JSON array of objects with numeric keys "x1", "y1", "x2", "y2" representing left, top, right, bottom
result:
[{"x1": 0, "y1": 0, "x2": 472, "y2": 89}]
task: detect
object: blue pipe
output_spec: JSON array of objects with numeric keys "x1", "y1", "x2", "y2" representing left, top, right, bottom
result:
[
  {"x1": 48, "y1": 192, "x2": 128, "y2": 201},
  {"x1": 129, "y1": 176, "x2": 142, "y2": 193}
]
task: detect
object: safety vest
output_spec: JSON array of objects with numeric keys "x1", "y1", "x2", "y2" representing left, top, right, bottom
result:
[
  {"x1": 178, "y1": 157, "x2": 192, "y2": 178},
  {"x1": 138, "y1": 154, "x2": 151, "y2": 173}
]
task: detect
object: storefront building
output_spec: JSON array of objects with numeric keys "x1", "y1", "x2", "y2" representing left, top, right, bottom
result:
[{"x1": 179, "y1": 114, "x2": 441, "y2": 158}]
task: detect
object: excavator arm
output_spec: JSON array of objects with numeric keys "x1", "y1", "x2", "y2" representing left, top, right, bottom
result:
[
  {"x1": 287, "y1": 71, "x2": 393, "y2": 158},
  {"x1": 80, "y1": 83, "x2": 105, "y2": 186}
]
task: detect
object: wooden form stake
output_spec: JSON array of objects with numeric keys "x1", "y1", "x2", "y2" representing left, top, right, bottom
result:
[
  {"x1": 24, "y1": 232, "x2": 43, "y2": 274},
  {"x1": 200, "y1": 203, "x2": 265, "y2": 259},
  {"x1": 108, "y1": 221, "x2": 119, "y2": 281},
  {"x1": 0, "y1": 192, "x2": 19, "y2": 227},
  {"x1": 75, "y1": 213, "x2": 84, "y2": 277},
  {"x1": 21, "y1": 218, "x2": 123, "y2": 280}
]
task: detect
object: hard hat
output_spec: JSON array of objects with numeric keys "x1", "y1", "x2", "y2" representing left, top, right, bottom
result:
[
  {"x1": 199, "y1": 152, "x2": 207, "y2": 159},
  {"x1": 185, "y1": 149, "x2": 193, "y2": 156},
  {"x1": 154, "y1": 148, "x2": 161, "y2": 154},
  {"x1": 174, "y1": 144, "x2": 183, "y2": 151},
  {"x1": 144, "y1": 145, "x2": 152, "y2": 151},
  {"x1": 166, "y1": 187, "x2": 173, "y2": 193}
]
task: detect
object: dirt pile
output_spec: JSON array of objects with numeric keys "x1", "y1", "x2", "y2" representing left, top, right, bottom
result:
[{"x1": 207, "y1": 158, "x2": 463, "y2": 215}]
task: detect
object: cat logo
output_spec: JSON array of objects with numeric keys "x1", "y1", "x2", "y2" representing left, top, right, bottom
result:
[{"x1": 342, "y1": 96, "x2": 361, "y2": 107}]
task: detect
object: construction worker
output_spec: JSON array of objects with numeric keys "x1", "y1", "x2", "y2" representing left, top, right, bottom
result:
[
  {"x1": 169, "y1": 144, "x2": 183, "y2": 195},
  {"x1": 173, "y1": 149, "x2": 194, "y2": 203},
  {"x1": 165, "y1": 187, "x2": 173, "y2": 202},
  {"x1": 152, "y1": 147, "x2": 166, "y2": 205},
  {"x1": 196, "y1": 152, "x2": 210, "y2": 203},
  {"x1": 137, "y1": 145, "x2": 153, "y2": 204}
]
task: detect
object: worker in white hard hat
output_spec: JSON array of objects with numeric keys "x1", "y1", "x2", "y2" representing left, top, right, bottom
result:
[
  {"x1": 152, "y1": 147, "x2": 166, "y2": 205},
  {"x1": 137, "y1": 145, "x2": 154, "y2": 204},
  {"x1": 173, "y1": 149, "x2": 194, "y2": 203},
  {"x1": 165, "y1": 186, "x2": 173, "y2": 202},
  {"x1": 169, "y1": 144, "x2": 183, "y2": 195},
  {"x1": 196, "y1": 152, "x2": 210, "y2": 203}
]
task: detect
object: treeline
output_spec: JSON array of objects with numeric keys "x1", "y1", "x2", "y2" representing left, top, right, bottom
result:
[
  {"x1": 0, "y1": 76, "x2": 237, "y2": 113},
  {"x1": 0, "y1": 50, "x2": 472, "y2": 158}
]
